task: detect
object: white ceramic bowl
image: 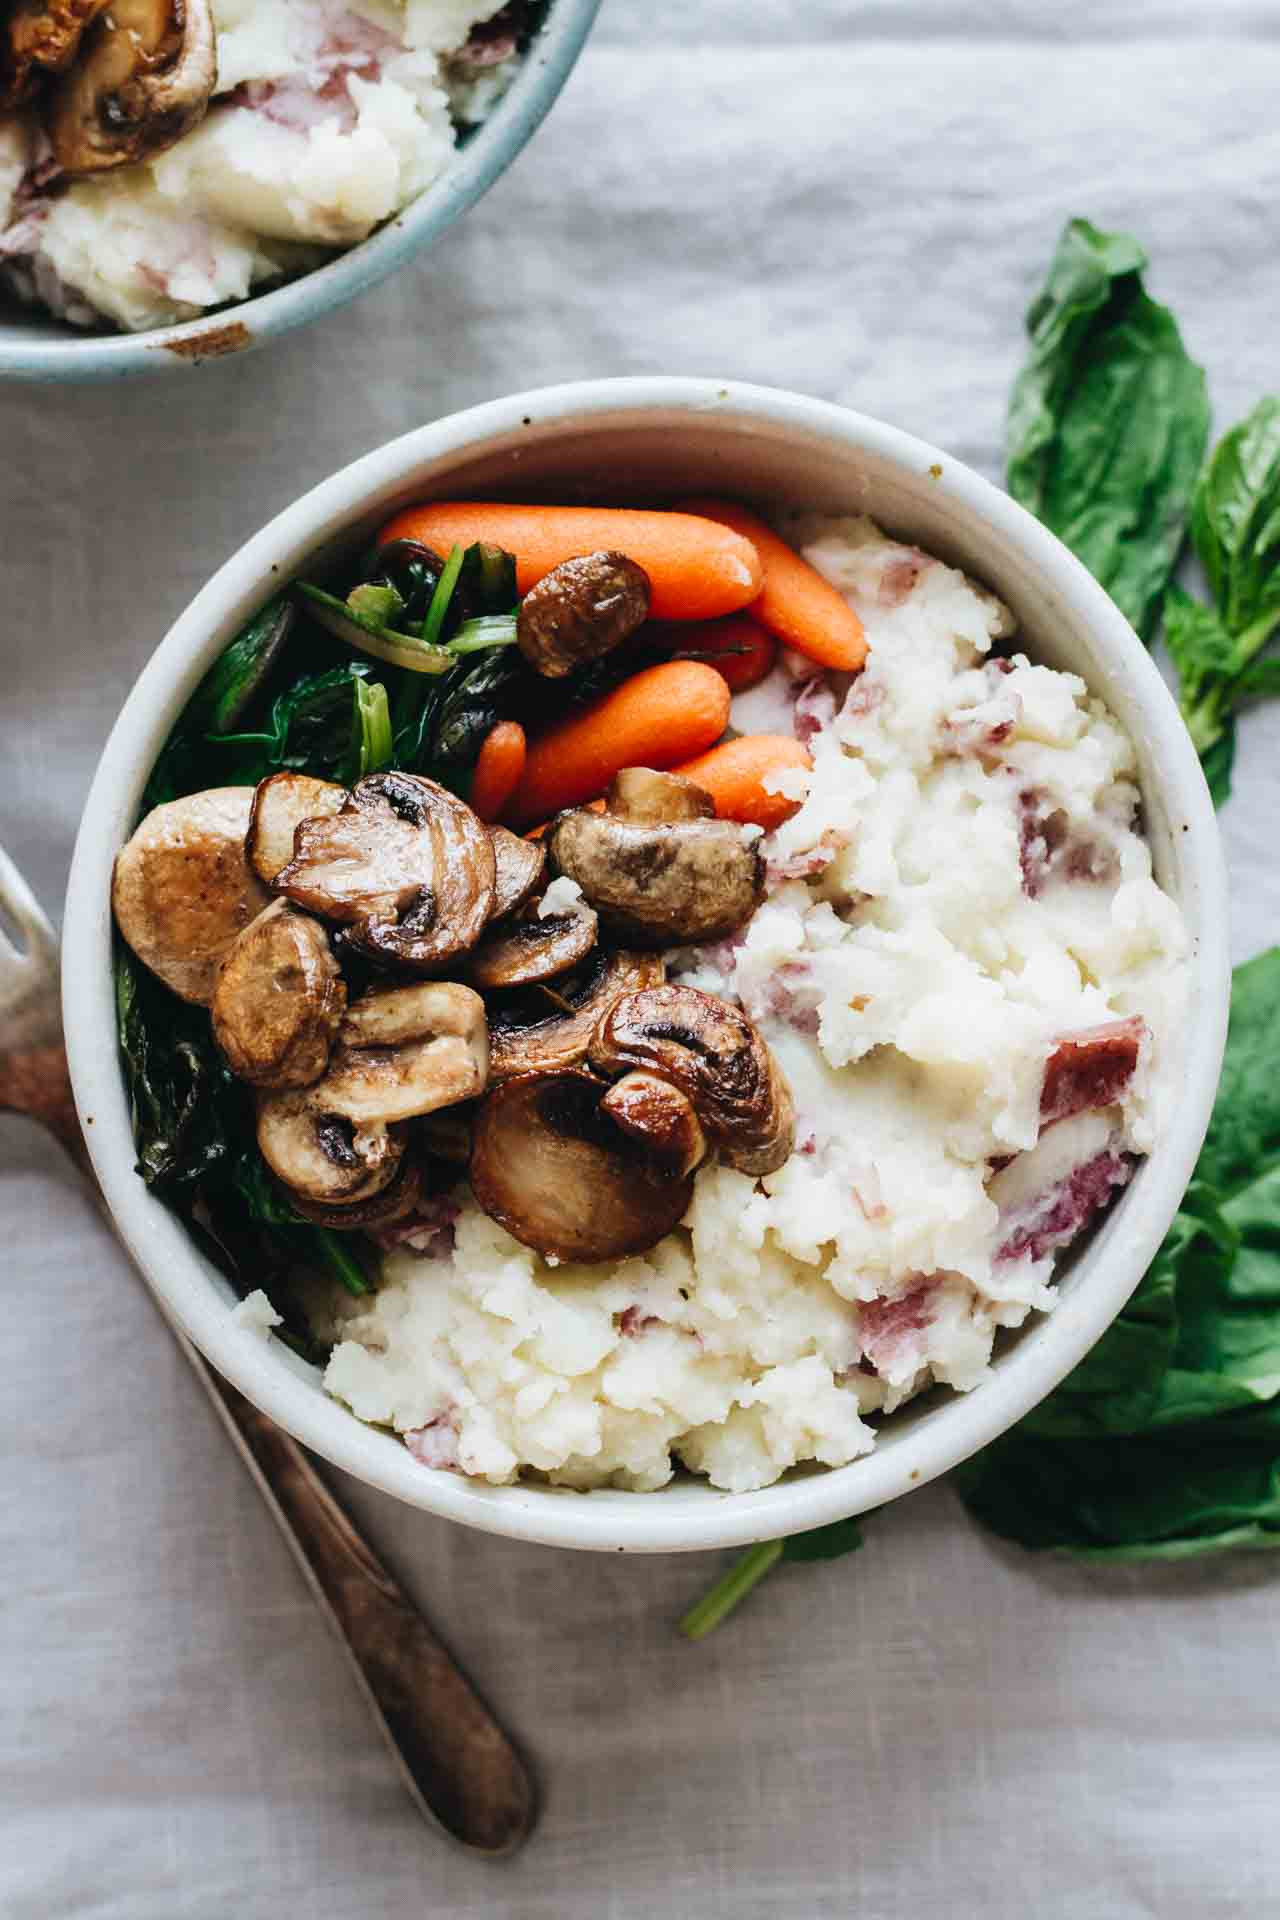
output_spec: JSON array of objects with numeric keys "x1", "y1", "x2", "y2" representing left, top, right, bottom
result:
[
  {"x1": 0, "y1": 0, "x2": 599, "y2": 384},
  {"x1": 63, "y1": 378, "x2": 1231, "y2": 1552}
]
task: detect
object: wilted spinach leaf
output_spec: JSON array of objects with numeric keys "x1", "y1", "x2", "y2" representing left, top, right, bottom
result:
[
  {"x1": 1007, "y1": 218, "x2": 1210, "y2": 642},
  {"x1": 955, "y1": 948, "x2": 1280, "y2": 1557}
]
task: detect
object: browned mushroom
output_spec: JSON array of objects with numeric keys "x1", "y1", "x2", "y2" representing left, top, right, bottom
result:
[
  {"x1": 607, "y1": 766, "x2": 714, "y2": 824},
  {"x1": 46, "y1": 0, "x2": 216, "y2": 176},
  {"x1": 469, "y1": 1069, "x2": 693, "y2": 1263},
  {"x1": 600, "y1": 1070, "x2": 707, "y2": 1179},
  {"x1": 547, "y1": 770, "x2": 763, "y2": 946},
  {"x1": 256, "y1": 1096, "x2": 406, "y2": 1207},
  {"x1": 112, "y1": 787, "x2": 270, "y2": 1005},
  {"x1": 317, "y1": 981, "x2": 488, "y2": 1125},
  {"x1": 210, "y1": 899, "x2": 346, "y2": 1090},
  {"x1": 515, "y1": 551, "x2": 650, "y2": 678},
  {"x1": 488, "y1": 825, "x2": 546, "y2": 920},
  {"x1": 470, "y1": 894, "x2": 599, "y2": 991},
  {"x1": 486, "y1": 947, "x2": 664, "y2": 1082},
  {"x1": 290, "y1": 1155, "x2": 423, "y2": 1232},
  {"x1": 275, "y1": 772, "x2": 496, "y2": 975},
  {"x1": 589, "y1": 984, "x2": 794, "y2": 1175},
  {"x1": 247, "y1": 772, "x2": 346, "y2": 886},
  {"x1": 1, "y1": 0, "x2": 112, "y2": 107}
]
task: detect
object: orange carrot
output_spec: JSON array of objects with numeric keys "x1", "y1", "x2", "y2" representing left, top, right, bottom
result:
[
  {"x1": 507, "y1": 662, "x2": 730, "y2": 827},
  {"x1": 675, "y1": 734, "x2": 812, "y2": 830},
  {"x1": 469, "y1": 720, "x2": 526, "y2": 823},
  {"x1": 378, "y1": 502, "x2": 764, "y2": 623},
  {"x1": 676, "y1": 496, "x2": 867, "y2": 673},
  {"x1": 647, "y1": 615, "x2": 776, "y2": 692}
]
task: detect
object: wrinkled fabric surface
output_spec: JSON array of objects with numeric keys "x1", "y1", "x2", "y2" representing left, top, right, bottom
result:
[{"x1": 3, "y1": 3, "x2": 1280, "y2": 1914}]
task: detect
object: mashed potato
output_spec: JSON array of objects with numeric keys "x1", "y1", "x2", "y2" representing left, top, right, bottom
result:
[
  {"x1": 0, "y1": 0, "x2": 516, "y2": 330},
  {"x1": 322, "y1": 515, "x2": 1189, "y2": 1494}
]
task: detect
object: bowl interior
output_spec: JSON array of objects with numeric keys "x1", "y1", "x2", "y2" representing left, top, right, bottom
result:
[
  {"x1": 65, "y1": 384, "x2": 1229, "y2": 1549},
  {"x1": 0, "y1": 0, "x2": 601, "y2": 380}
]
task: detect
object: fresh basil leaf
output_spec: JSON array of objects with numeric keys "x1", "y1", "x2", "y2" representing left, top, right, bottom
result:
[
  {"x1": 956, "y1": 949, "x2": 1280, "y2": 1557},
  {"x1": 1162, "y1": 584, "x2": 1235, "y2": 718},
  {"x1": 1007, "y1": 218, "x2": 1209, "y2": 642},
  {"x1": 1191, "y1": 394, "x2": 1280, "y2": 649}
]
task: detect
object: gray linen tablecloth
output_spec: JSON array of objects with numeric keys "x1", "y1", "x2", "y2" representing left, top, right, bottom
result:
[{"x1": 4, "y1": 3, "x2": 1280, "y2": 1914}]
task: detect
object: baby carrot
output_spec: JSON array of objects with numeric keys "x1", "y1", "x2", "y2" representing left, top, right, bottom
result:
[
  {"x1": 378, "y1": 502, "x2": 764, "y2": 623},
  {"x1": 674, "y1": 734, "x2": 813, "y2": 831},
  {"x1": 647, "y1": 615, "x2": 777, "y2": 692},
  {"x1": 507, "y1": 661, "x2": 731, "y2": 827},
  {"x1": 469, "y1": 720, "x2": 527, "y2": 822},
  {"x1": 676, "y1": 497, "x2": 867, "y2": 673}
]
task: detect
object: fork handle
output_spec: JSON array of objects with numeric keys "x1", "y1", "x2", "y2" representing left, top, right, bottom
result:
[
  {"x1": 0, "y1": 1041, "x2": 90, "y2": 1176},
  {"x1": 5, "y1": 1052, "x2": 533, "y2": 1855},
  {"x1": 196, "y1": 1361, "x2": 534, "y2": 1854}
]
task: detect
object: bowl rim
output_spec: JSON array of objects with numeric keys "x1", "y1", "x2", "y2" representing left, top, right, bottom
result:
[
  {"x1": 63, "y1": 376, "x2": 1232, "y2": 1551},
  {"x1": 0, "y1": 0, "x2": 601, "y2": 384}
]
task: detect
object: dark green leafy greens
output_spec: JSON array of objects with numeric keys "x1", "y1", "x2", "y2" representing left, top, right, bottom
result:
[
  {"x1": 1161, "y1": 397, "x2": 1280, "y2": 804},
  {"x1": 118, "y1": 537, "x2": 533, "y2": 1334},
  {"x1": 956, "y1": 949, "x2": 1280, "y2": 1557},
  {"x1": 1006, "y1": 218, "x2": 1210, "y2": 643},
  {"x1": 116, "y1": 944, "x2": 369, "y2": 1351}
]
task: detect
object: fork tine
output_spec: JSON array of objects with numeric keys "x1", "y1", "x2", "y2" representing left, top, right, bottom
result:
[{"x1": 0, "y1": 844, "x2": 59, "y2": 967}]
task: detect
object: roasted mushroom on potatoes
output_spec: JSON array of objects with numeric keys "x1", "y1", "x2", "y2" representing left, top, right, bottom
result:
[
  {"x1": 589, "y1": 984, "x2": 794, "y2": 1176},
  {"x1": 275, "y1": 771, "x2": 496, "y2": 975},
  {"x1": 1, "y1": 0, "x2": 112, "y2": 108},
  {"x1": 487, "y1": 826, "x2": 546, "y2": 921},
  {"x1": 210, "y1": 899, "x2": 346, "y2": 1090},
  {"x1": 256, "y1": 1096, "x2": 406, "y2": 1209},
  {"x1": 599, "y1": 1070, "x2": 707, "y2": 1179},
  {"x1": 46, "y1": 0, "x2": 217, "y2": 176},
  {"x1": 547, "y1": 769, "x2": 764, "y2": 946},
  {"x1": 486, "y1": 947, "x2": 665, "y2": 1082},
  {"x1": 317, "y1": 981, "x2": 488, "y2": 1125},
  {"x1": 470, "y1": 1069, "x2": 694, "y2": 1263},
  {"x1": 470, "y1": 895, "x2": 599, "y2": 992},
  {"x1": 247, "y1": 772, "x2": 346, "y2": 886},
  {"x1": 112, "y1": 786, "x2": 270, "y2": 1005}
]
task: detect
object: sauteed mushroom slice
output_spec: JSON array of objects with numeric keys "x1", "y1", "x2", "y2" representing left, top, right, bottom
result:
[
  {"x1": 112, "y1": 787, "x2": 270, "y2": 1005},
  {"x1": 547, "y1": 777, "x2": 763, "y2": 947},
  {"x1": 210, "y1": 900, "x2": 346, "y2": 1090},
  {"x1": 290, "y1": 1155, "x2": 423, "y2": 1232},
  {"x1": 516, "y1": 552, "x2": 651, "y2": 678},
  {"x1": 589, "y1": 984, "x2": 794, "y2": 1176},
  {"x1": 470, "y1": 895, "x2": 599, "y2": 991},
  {"x1": 608, "y1": 767, "x2": 714, "y2": 824},
  {"x1": 276, "y1": 772, "x2": 496, "y2": 974},
  {"x1": 256, "y1": 1095, "x2": 405, "y2": 1207},
  {"x1": 318, "y1": 982, "x2": 488, "y2": 1125},
  {"x1": 600, "y1": 1071, "x2": 707, "y2": 1179},
  {"x1": 47, "y1": 0, "x2": 217, "y2": 176},
  {"x1": 488, "y1": 826, "x2": 546, "y2": 921},
  {"x1": 470, "y1": 1069, "x2": 694, "y2": 1263},
  {"x1": 248, "y1": 772, "x2": 346, "y2": 886},
  {"x1": 1, "y1": 0, "x2": 113, "y2": 107},
  {"x1": 486, "y1": 947, "x2": 664, "y2": 1082}
]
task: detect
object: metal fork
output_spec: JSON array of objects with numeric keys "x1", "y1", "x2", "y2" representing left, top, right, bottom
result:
[{"x1": 0, "y1": 846, "x2": 534, "y2": 1856}]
